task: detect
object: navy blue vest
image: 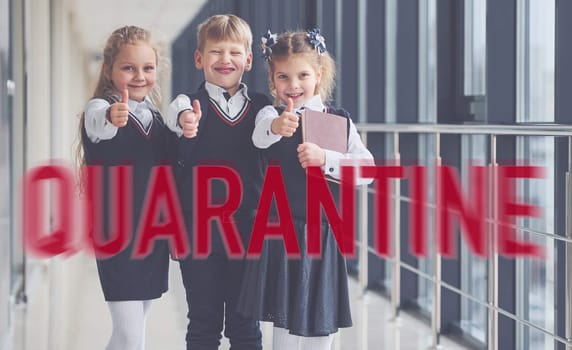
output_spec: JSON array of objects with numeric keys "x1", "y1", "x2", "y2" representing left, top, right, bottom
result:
[
  {"x1": 82, "y1": 96, "x2": 173, "y2": 234},
  {"x1": 174, "y1": 88, "x2": 272, "y2": 213}
]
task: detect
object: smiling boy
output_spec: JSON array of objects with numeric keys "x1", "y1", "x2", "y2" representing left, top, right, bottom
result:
[{"x1": 165, "y1": 14, "x2": 270, "y2": 350}]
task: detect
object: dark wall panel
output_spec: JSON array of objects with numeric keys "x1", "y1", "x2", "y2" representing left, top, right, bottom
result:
[
  {"x1": 339, "y1": 0, "x2": 358, "y2": 116},
  {"x1": 366, "y1": 0, "x2": 385, "y2": 123},
  {"x1": 395, "y1": 0, "x2": 419, "y2": 304},
  {"x1": 554, "y1": 0, "x2": 572, "y2": 347},
  {"x1": 487, "y1": 1, "x2": 517, "y2": 348}
]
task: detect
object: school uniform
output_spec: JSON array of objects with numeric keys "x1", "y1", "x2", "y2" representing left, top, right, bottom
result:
[
  {"x1": 167, "y1": 81, "x2": 271, "y2": 350},
  {"x1": 238, "y1": 95, "x2": 374, "y2": 336},
  {"x1": 82, "y1": 95, "x2": 171, "y2": 301}
]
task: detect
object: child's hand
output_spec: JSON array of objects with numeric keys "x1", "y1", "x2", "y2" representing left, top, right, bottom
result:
[
  {"x1": 107, "y1": 89, "x2": 130, "y2": 127},
  {"x1": 297, "y1": 142, "x2": 325, "y2": 168},
  {"x1": 271, "y1": 98, "x2": 299, "y2": 137},
  {"x1": 179, "y1": 99, "x2": 202, "y2": 138}
]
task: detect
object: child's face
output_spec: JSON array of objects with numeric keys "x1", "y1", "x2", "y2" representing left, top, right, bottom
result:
[
  {"x1": 195, "y1": 39, "x2": 252, "y2": 96},
  {"x1": 110, "y1": 42, "x2": 157, "y2": 102},
  {"x1": 271, "y1": 56, "x2": 321, "y2": 109}
]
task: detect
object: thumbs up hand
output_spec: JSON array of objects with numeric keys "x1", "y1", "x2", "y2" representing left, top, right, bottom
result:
[
  {"x1": 107, "y1": 89, "x2": 130, "y2": 127},
  {"x1": 179, "y1": 99, "x2": 202, "y2": 138},
  {"x1": 271, "y1": 98, "x2": 299, "y2": 137}
]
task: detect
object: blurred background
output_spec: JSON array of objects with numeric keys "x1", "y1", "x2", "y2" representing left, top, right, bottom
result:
[{"x1": 2, "y1": 0, "x2": 572, "y2": 349}]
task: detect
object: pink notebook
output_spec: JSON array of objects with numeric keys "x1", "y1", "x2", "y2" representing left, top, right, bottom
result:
[{"x1": 301, "y1": 109, "x2": 348, "y2": 153}]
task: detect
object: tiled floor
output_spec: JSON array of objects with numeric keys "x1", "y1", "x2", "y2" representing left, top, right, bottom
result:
[{"x1": 12, "y1": 253, "x2": 471, "y2": 350}]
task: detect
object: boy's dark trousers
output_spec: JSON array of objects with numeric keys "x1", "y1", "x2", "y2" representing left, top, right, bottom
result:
[{"x1": 179, "y1": 214, "x2": 262, "y2": 350}]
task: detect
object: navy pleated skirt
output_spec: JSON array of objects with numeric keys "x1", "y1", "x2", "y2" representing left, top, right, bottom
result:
[{"x1": 237, "y1": 219, "x2": 352, "y2": 336}]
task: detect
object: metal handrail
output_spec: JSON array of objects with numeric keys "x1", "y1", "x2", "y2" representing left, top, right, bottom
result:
[
  {"x1": 356, "y1": 122, "x2": 572, "y2": 136},
  {"x1": 375, "y1": 192, "x2": 572, "y2": 245},
  {"x1": 399, "y1": 259, "x2": 570, "y2": 345},
  {"x1": 353, "y1": 122, "x2": 572, "y2": 349}
]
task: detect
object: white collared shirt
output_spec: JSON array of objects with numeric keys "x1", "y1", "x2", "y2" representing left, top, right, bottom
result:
[
  {"x1": 84, "y1": 97, "x2": 155, "y2": 143},
  {"x1": 252, "y1": 95, "x2": 374, "y2": 185},
  {"x1": 166, "y1": 81, "x2": 250, "y2": 137}
]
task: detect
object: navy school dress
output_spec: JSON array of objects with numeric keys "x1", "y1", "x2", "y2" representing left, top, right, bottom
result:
[
  {"x1": 82, "y1": 96, "x2": 173, "y2": 301},
  {"x1": 237, "y1": 106, "x2": 353, "y2": 337}
]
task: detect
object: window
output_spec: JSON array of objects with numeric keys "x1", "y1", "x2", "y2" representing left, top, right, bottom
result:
[
  {"x1": 459, "y1": 0, "x2": 488, "y2": 343},
  {"x1": 460, "y1": 135, "x2": 488, "y2": 343},
  {"x1": 0, "y1": 0, "x2": 12, "y2": 344},
  {"x1": 463, "y1": 0, "x2": 486, "y2": 97},
  {"x1": 515, "y1": 0, "x2": 556, "y2": 348},
  {"x1": 417, "y1": 0, "x2": 437, "y2": 313}
]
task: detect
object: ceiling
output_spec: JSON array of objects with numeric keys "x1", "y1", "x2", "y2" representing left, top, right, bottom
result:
[{"x1": 70, "y1": 0, "x2": 208, "y2": 54}]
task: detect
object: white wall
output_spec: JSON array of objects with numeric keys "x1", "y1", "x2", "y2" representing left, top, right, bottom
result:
[{"x1": 20, "y1": 0, "x2": 93, "y2": 349}]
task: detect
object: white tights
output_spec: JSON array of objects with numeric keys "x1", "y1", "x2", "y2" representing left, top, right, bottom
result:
[
  {"x1": 272, "y1": 326, "x2": 334, "y2": 350},
  {"x1": 105, "y1": 300, "x2": 152, "y2": 350}
]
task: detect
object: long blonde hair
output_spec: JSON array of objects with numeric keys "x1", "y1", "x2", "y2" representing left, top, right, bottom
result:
[{"x1": 76, "y1": 25, "x2": 163, "y2": 168}]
